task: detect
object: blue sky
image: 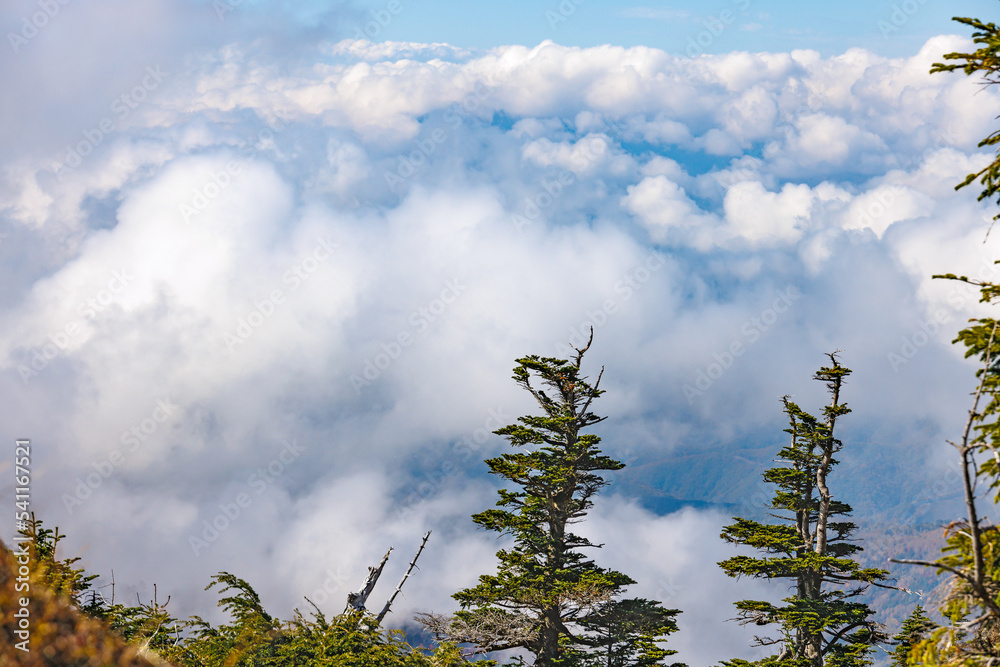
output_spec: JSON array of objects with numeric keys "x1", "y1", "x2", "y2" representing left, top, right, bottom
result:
[
  {"x1": 3, "y1": 1, "x2": 1000, "y2": 664},
  {"x1": 334, "y1": 0, "x2": 1000, "y2": 56}
]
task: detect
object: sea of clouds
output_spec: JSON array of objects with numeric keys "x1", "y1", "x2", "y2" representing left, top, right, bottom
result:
[{"x1": 2, "y1": 2, "x2": 999, "y2": 663}]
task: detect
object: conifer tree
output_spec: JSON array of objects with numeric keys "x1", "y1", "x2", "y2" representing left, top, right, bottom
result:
[
  {"x1": 928, "y1": 16, "x2": 1000, "y2": 221},
  {"x1": 882, "y1": 22, "x2": 1000, "y2": 663},
  {"x1": 3, "y1": 522, "x2": 464, "y2": 665},
  {"x1": 718, "y1": 354, "x2": 890, "y2": 667},
  {"x1": 18, "y1": 514, "x2": 98, "y2": 605},
  {"x1": 889, "y1": 606, "x2": 935, "y2": 667},
  {"x1": 421, "y1": 331, "x2": 681, "y2": 666},
  {"x1": 156, "y1": 571, "x2": 465, "y2": 666},
  {"x1": 889, "y1": 303, "x2": 1000, "y2": 664}
]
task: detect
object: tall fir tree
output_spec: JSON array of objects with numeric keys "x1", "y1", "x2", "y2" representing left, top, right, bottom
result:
[
  {"x1": 421, "y1": 331, "x2": 681, "y2": 666},
  {"x1": 718, "y1": 354, "x2": 890, "y2": 667}
]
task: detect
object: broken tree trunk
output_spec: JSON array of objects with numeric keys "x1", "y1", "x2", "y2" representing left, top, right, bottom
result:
[
  {"x1": 345, "y1": 547, "x2": 392, "y2": 613},
  {"x1": 376, "y1": 531, "x2": 431, "y2": 623}
]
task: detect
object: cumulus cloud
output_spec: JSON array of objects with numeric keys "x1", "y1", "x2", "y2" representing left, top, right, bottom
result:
[
  {"x1": 778, "y1": 113, "x2": 888, "y2": 167},
  {"x1": 724, "y1": 181, "x2": 814, "y2": 245},
  {"x1": 578, "y1": 499, "x2": 776, "y2": 665},
  {"x1": 1, "y1": 15, "x2": 996, "y2": 661},
  {"x1": 622, "y1": 175, "x2": 720, "y2": 247}
]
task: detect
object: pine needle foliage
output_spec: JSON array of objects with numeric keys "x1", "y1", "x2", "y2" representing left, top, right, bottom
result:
[
  {"x1": 930, "y1": 17, "x2": 1000, "y2": 221},
  {"x1": 889, "y1": 606, "x2": 936, "y2": 667},
  {"x1": 437, "y1": 331, "x2": 682, "y2": 666},
  {"x1": 719, "y1": 354, "x2": 890, "y2": 667}
]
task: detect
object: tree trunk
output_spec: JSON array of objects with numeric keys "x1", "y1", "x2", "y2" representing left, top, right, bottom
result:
[
  {"x1": 345, "y1": 547, "x2": 391, "y2": 613},
  {"x1": 536, "y1": 609, "x2": 562, "y2": 667}
]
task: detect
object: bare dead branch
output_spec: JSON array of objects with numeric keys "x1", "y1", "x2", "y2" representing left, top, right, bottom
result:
[
  {"x1": 570, "y1": 326, "x2": 595, "y2": 369},
  {"x1": 377, "y1": 531, "x2": 431, "y2": 623},
  {"x1": 415, "y1": 608, "x2": 537, "y2": 654}
]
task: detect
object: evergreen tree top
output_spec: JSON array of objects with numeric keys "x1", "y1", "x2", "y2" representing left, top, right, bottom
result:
[
  {"x1": 431, "y1": 330, "x2": 683, "y2": 666},
  {"x1": 718, "y1": 355, "x2": 891, "y2": 667}
]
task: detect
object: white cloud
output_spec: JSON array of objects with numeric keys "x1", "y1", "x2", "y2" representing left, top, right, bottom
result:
[
  {"x1": 324, "y1": 39, "x2": 474, "y2": 62},
  {"x1": 578, "y1": 499, "x2": 776, "y2": 666},
  {"x1": 724, "y1": 181, "x2": 814, "y2": 245},
  {"x1": 843, "y1": 184, "x2": 933, "y2": 238},
  {"x1": 622, "y1": 175, "x2": 720, "y2": 244},
  {"x1": 1, "y1": 26, "x2": 996, "y2": 659},
  {"x1": 521, "y1": 133, "x2": 626, "y2": 175},
  {"x1": 777, "y1": 113, "x2": 888, "y2": 167},
  {"x1": 627, "y1": 113, "x2": 693, "y2": 145}
]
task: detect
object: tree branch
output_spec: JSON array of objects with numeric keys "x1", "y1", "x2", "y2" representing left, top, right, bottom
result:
[{"x1": 376, "y1": 531, "x2": 431, "y2": 623}]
